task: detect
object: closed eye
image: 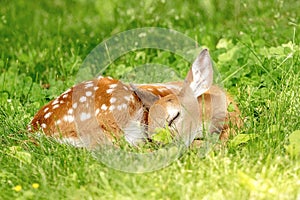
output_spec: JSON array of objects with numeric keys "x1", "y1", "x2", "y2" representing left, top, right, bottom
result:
[{"x1": 168, "y1": 112, "x2": 180, "y2": 127}]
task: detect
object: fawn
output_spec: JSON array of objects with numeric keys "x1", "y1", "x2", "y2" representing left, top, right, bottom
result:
[{"x1": 28, "y1": 49, "x2": 241, "y2": 148}]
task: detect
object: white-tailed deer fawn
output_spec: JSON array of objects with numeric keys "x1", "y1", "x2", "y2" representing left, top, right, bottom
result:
[{"x1": 28, "y1": 49, "x2": 241, "y2": 148}]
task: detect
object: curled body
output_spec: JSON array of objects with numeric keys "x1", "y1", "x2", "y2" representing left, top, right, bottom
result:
[{"x1": 29, "y1": 49, "x2": 241, "y2": 148}]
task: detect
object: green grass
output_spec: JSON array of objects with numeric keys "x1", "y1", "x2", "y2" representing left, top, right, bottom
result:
[{"x1": 1, "y1": 0, "x2": 300, "y2": 199}]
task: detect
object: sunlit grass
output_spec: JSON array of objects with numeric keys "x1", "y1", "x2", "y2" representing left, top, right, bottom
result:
[{"x1": 0, "y1": 0, "x2": 299, "y2": 199}]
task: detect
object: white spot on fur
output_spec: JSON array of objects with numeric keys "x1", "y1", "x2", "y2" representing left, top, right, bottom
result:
[
  {"x1": 95, "y1": 108, "x2": 100, "y2": 116},
  {"x1": 117, "y1": 105, "x2": 122, "y2": 110},
  {"x1": 109, "y1": 84, "x2": 118, "y2": 89},
  {"x1": 52, "y1": 99, "x2": 59, "y2": 105},
  {"x1": 44, "y1": 107, "x2": 49, "y2": 113},
  {"x1": 85, "y1": 83, "x2": 94, "y2": 88},
  {"x1": 106, "y1": 88, "x2": 114, "y2": 94},
  {"x1": 79, "y1": 96, "x2": 87, "y2": 102},
  {"x1": 86, "y1": 91, "x2": 92, "y2": 96},
  {"x1": 60, "y1": 100, "x2": 64, "y2": 104},
  {"x1": 72, "y1": 102, "x2": 78, "y2": 109},
  {"x1": 121, "y1": 103, "x2": 128, "y2": 109},
  {"x1": 94, "y1": 86, "x2": 99, "y2": 91},
  {"x1": 55, "y1": 120, "x2": 61, "y2": 125},
  {"x1": 53, "y1": 104, "x2": 59, "y2": 109},
  {"x1": 107, "y1": 76, "x2": 113, "y2": 80},
  {"x1": 41, "y1": 123, "x2": 47, "y2": 128},
  {"x1": 158, "y1": 87, "x2": 168, "y2": 92},
  {"x1": 62, "y1": 88, "x2": 71, "y2": 95},
  {"x1": 101, "y1": 104, "x2": 108, "y2": 111},
  {"x1": 44, "y1": 112, "x2": 52, "y2": 119},
  {"x1": 123, "y1": 86, "x2": 129, "y2": 90},
  {"x1": 124, "y1": 96, "x2": 131, "y2": 101},
  {"x1": 63, "y1": 115, "x2": 74, "y2": 123},
  {"x1": 62, "y1": 94, "x2": 68, "y2": 99},
  {"x1": 98, "y1": 75, "x2": 103, "y2": 79},
  {"x1": 109, "y1": 105, "x2": 115, "y2": 111},
  {"x1": 110, "y1": 97, "x2": 117, "y2": 104},
  {"x1": 67, "y1": 108, "x2": 73, "y2": 115},
  {"x1": 80, "y1": 112, "x2": 91, "y2": 121}
]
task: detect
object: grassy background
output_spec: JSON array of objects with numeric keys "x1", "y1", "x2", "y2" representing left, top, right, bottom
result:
[{"x1": 1, "y1": 0, "x2": 300, "y2": 199}]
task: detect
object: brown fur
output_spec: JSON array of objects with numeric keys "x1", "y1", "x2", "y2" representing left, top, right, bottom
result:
[{"x1": 29, "y1": 50, "x2": 242, "y2": 147}]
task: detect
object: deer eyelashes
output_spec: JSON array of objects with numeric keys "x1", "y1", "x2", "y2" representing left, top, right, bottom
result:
[{"x1": 167, "y1": 112, "x2": 180, "y2": 127}]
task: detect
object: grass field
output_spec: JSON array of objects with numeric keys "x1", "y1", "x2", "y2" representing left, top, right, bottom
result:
[{"x1": 1, "y1": 0, "x2": 300, "y2": 199}]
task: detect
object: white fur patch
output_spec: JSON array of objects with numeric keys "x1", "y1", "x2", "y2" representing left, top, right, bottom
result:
[
  {"x1": 63, "y1": 115, "x2": 74, "y2": 123},
  {"x1": 101, "y1": 104, "x2": 108, "y2": 111},
  {"x1": 110, "y1": 97, "x2": 117, "y2": 104},
  {"x1": 80, "y1": 112, "x2": 91, "y2": 121},
  {"x1": 72, "y1": 103, "x2": 78, "y2": 109},
  {"x1": 53, "y1": 104, "x2": 59, "y2": 109},
  {"x1": 124, "y1": 96, "x2": 131, "y2": 101},
  {"x1": 44, "y1": 112, "x2": 52, "y2": 119},
  {"x1": 109, "y1": 84, "x2": 118, "y2": 89},
  {"x1": 117, "y1": 105, "x2": 123, "y2": 110},
  {"x1": 62, "y1": 88, "x2": 71, "y2": 95},
  {"x1": 79, "y1": 96, "x2": 87, "y2": 102},
  {"x1": 52, "y1": 99, "x2": 59, "y2": 105},
  {"x1": 109, "y1": 105, "x2": 115, "y2": 111},
  {"x1": 55, "y1": 120, "x2": 61, "y2": 125},
  {"x1": 67, "y1": 108, "x2": 73, "y2": 115},
  {"x1": 95, "y1": 108, "x2": 100, "y2": 116},
  {"x1": 94, "y1": 86, "x2": 99, "y2": 91},
  {"x1": 85, "y1": 83, "x2": 94, "y2": 88},
  {"x1": 121, "y1": 103, "x2": 128, "y2": 109},
  {"x1": 86, "y1": 91, "x2": 92, "y2": 96},
  {"x1": 106, "y1": 89, "x2": 114, "y2": 94}
]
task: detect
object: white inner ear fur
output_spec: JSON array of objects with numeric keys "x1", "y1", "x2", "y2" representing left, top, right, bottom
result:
[{"x1": 189, "y1": 49, "x2": 213, "y2": 98}]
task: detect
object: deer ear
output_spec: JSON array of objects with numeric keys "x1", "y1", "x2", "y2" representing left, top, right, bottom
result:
[
  {"x1": 130, "y1": 84, "x2": 159, "y2": 109},
  {"x1": 185, "y1": 49, "x2": 213, "y2": 97}
]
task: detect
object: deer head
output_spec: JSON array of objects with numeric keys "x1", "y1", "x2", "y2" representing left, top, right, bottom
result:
[{"x1": 133, "y1": 49, "x2": 214, "y2": 146}]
